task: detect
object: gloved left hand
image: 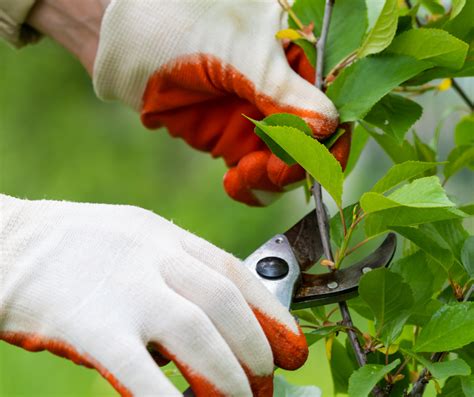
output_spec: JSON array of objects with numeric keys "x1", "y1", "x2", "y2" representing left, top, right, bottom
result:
[
  {"x1": 0, "y1": 194, "x2": 308, "y2": 396},
  {"x1": 93, "y1": 0, "x2": 350, "y2": 206}
]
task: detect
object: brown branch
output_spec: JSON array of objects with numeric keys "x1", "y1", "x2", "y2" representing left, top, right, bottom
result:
[
  {"x1": 310, "y1": 1, "x2": 385, "y2": 396},
  {"x1": 408, "y1": 352, "x2": 446, "y2": 396}
]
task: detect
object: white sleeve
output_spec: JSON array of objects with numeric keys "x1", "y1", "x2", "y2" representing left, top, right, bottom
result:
[{"x1": 0, "y1": 0, "x2": 40, "y2": 48}]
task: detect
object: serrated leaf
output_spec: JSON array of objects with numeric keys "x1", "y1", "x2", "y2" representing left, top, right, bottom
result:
[
  {"x1": 344, "y1": 124, "x2": 369, "y2": 176},
  {"x1": 439, "y1": 377, "x2": 464, "y2": 397},
  {"x1": 404, "y1": 350, "x2": 471, "y2": 378},
  {"x1": 348, "y1": 359, "x2": 400, "y2": 397},
  {"x1": 364, "y1": 206, "x2": 466, "y2": 236},
  {"x1": 387, "y1": 28, "x2": 469, "y2": 69},
  {"x1": 444, "y1": 145, "x2": 474, "y2": 181},
  {"x1": 364, "y1": 94, "x2": 422, "y2": 143},
  {"x1": 461, "y1": 236, "x2": 474, "y2": 279},
  {"x1": 247, "y1": 118, "x2": 343, "y2": 205},
  {"x1": 358, "y1": 0, "x2": 398, "y2": 58},
  {"x1": 361, "y1": 176, "x2": 455, "y2": 213},
  {"x1": 359, "y1": 268, "x2": 414, "y2": 344},
  {"x1": 414, "y1": 302, "x2": 474, "y2": 352},
  {"x1": 391, "y1": 226, "x2": 454, "y2": 271},
  {"x1": 326, "y1": 55, "x2": 431, "y2": 122},
  {"x1": 443, "y1": 0, "x2": 474, "y2": 40},
  {"x1": 370, "y1": 161, "x2": 440, "y2": 194},
  {"x1": 273, "y1": 376, "x2": 321, "y2": 397},
  {"x1": 290, "y1": 0, "x2": 367, "y2": 71},
  {"x1": 455, "y1": 114, "x2": 474, "y2": 146},
  {"x1": 246, "y1": 113, "x2": 312, "y2": 165}
]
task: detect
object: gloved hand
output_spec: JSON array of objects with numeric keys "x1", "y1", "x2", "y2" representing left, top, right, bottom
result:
[
  {"x1": 0, "y1": 194, "x2": 307, "y2": 396},
  {"x1": 93, "y1": 0, "x2": 350, "y2": 206}
]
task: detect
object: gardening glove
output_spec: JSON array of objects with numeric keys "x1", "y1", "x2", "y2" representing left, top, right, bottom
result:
[
  {"x1": 93, "y1": 0, "x2": 350, "y2": 206},
  {"x1": 0, "y1": 194, "x2": 308, "y2": 396}
]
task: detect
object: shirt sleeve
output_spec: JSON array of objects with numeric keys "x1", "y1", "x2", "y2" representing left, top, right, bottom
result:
[{"x1": 0, "y1": 0, "x2": 40, "y2": 48}]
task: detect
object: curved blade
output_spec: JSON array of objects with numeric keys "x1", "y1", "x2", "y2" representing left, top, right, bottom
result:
[
  {"x1": 283, "y1": 210, "x2": 325, "y2": 271},
  {"x1": 291, "y1": 233, "x2": 397, "y2": 309}
]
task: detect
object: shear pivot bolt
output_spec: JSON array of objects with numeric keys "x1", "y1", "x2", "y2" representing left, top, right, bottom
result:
[
  {"x1": 256, "y1": 257, "x2": 289, "y2": 279},
  {"x1": 327, "y1": 281, "x2": 338, "y2": 289}
]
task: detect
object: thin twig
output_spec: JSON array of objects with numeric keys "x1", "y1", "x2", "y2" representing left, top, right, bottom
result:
[
  {"x1": 408, "y1": 352, "x2": 446, "y2": 396},
  {"x1": 405, "y1": 0, "x2": 473, "y2": 110},
  {"x1": 451, "y1": 79, "x2": 474, "y2": 111},
  {"x1": 310, "y1": 1, "x2": 385, "y2": 396}
]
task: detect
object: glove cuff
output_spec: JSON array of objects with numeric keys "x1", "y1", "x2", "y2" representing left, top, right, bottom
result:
[
  {"x1": 93, "y1": 0, "x2": 212, "y2": 110},
  {"x1": 0, "y1": 0, "x2": 41, "y2": 48}
]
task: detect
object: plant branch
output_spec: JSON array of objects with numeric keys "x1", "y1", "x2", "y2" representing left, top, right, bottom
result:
[
  {"x1": 408, "y1": 352, "x2": 446, "y2": 396},
  {"x1": 310, "y1": 1, "x2": 385, "y2": 396},
  {"x1": 451, "y1": 79, "x2": 474, "y2": 111}
]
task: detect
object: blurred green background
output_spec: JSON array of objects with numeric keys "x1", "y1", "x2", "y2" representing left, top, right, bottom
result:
[{"x1": 0, "y1": 38, "x2": 471, "y2": 396}]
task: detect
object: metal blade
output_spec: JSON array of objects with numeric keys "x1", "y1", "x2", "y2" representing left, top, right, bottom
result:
[
  {"x1": 291, "y1": 233, "x2": 397, "y2": 309},
  {"x1": 283, "y1": 210, "x2": 325, "y2": 271}
]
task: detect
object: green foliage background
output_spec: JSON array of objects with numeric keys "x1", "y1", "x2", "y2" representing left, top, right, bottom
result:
[{"x1": 0, "y1": 33, "x2": 471, "y2": 397}]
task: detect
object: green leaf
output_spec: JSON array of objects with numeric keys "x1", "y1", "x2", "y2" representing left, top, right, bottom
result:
[
  {"x1": 404, "y1": 350, "x2": 471, "y2": 378},
  {"x1": 428, "y1": 219, "x2": 469, "y2": 262},
  {"x1": 362, "y1": 176, "x2": 455, "y2": 213},
  {"x1": 357, "y1": 0, "x2": 398, "y2": 58},
  {"x1": 461, "y1": 237, "x2": 474, "y2": 279},
  {"x1": 247, "y1": 113, "x2": 312, "y2": 165},
  {"x1": 364, "y1": 125, "x2": 418, "y2": 163},
  {"x1": 292, "y1": 309, "x2": 320, "y2": 325},
  {"x1": 344, "y1": 124, "x2": 369, "y2": 176},
  {"x1": 444, "y1": 145, "x2": 474, "y2": 181},
  {"x1": 290, "y1": 0, "x2": 367, "y2": 72},
  {"x1": 413, "y1": 132, "x2": 437, "y2": 175},
  {"x1": 370, "y1": 161, "x2": 440, "y2": 194},
  {"x1": 387, "y1": 28, "x2": 469, "y2": 69},
  {"x1": 364, "y1": 206, "x2": 466, "y2": 236},
  {"x1": 273, "y1": 375, "x2": 321, "y2": 397},
  {"x1": 460, "y1": 202, "x2": 474, "y2": 215},
  {"x1": 247, "y1": 118, "x2": 344, "y2": 205},
  {"x1": 364, "y1": 94, "x2": 422, "y2": 143},
  {"x1": 420, "y1": 0, "x2": 445, "y2": 15},
  {"x1": 461, "y1": 375, "x2": 474, "y2": 396},
  {"x1": 348, "y1": 359, "x2": 400, "y2": 397},
  {"x1": 442, "y1": 0, "x2": 474, "y2": 41},
  {"x1": 414, "y1": 302, "x2": 474, "y2": 352},
  {"x1": 305, "y1": 325, "x2": 345, "y2": 347},
  {"x1": 391, "y1": 251, "x2": 440, "y2": 306},
  {"x1": 439, "y1": 377, "x2": 464, "y2": 397},
  {"x1": 330, "y1": 203, "x2": 357, "y2": 247},
  {"x1": 326, "y1": 55, "x2": 431, "y2": 122},
  {"x1": 292, "y1": 39, "x2": 317, "y2": 67},
  {"x1": 391, "y1": 226, "x2": 454, "y2": 271},
  {"x1": 451, "y1": 0, "x2": 467, "y2": 20},
  {"x1": 330, "y1": 338, "x2": 358, "y2": 394},
  {"x1": 359, "y1": 268, "x2": 414, "y2": 344},
  {"x1": 455, "y1": 114, "x2": 474, "y2": 146}
]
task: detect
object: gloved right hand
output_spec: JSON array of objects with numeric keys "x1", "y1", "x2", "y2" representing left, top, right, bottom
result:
[
  {"x1": 0, "y1": 194, "x2": 308, "y2": 396},
  {"x1": 93, "y1": 0, "x2": 351, "y2": 206}
]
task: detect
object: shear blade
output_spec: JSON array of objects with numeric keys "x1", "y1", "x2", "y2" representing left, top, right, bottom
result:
[{"x1": 291, "y1": 233, "x2": 397, "y2": 309}]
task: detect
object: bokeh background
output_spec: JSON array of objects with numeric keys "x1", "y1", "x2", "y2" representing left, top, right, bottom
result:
[{"x1": 0, "y1": 37, "x2": 472, "y2": 396}]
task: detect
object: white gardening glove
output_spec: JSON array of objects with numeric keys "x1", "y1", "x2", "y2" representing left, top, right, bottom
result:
[
  {"x1": 0, "y1": 194, "x2": 307, "y2": 396},
  {"x1": 93, "y1": 0, "x2": 347, "y2": 207}
]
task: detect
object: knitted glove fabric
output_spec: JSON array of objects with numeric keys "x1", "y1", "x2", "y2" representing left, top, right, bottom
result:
[
  {"x1": 0, "y1": 194, "x2": 308, "y2": 396},
  {"x1": 94, "y1": 0, "x2": 349, "y2": 206}
]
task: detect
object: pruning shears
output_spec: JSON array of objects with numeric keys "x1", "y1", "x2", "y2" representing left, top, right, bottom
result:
[
  {"x1": 183, "y1": 211, "x2": 396, "y2": 397},
  {"x1": 243, "y1": 210, "x2": 397, "y2": 310}
]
